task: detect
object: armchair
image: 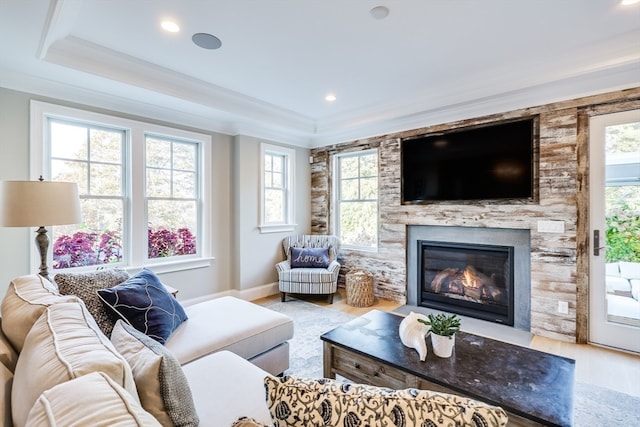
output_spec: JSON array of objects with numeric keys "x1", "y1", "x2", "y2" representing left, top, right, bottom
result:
[{"x1": 275, "y1": 235, "x2": 341, "y2": 303}]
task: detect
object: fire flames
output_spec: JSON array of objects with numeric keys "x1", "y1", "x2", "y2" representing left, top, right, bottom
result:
[{"x1": 431, "y1": 265, "x2": 504, "y2": 302}]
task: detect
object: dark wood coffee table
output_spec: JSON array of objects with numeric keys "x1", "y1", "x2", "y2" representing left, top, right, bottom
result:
[{"x1": 321, "y1": 310, "x2": 575, "y2": 427}]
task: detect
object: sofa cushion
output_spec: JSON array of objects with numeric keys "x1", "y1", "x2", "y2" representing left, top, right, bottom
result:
[
  {"x1": 290, "y1": 247, "x2": 330, "y2": 268},
  {"x1": 278, "y1": 268, "x2": 336, "y2": 285},
  {"x1": 11, "y1": 301, "x2": 138, "y2": 427},
  {"x1": 607, "y1": 275, "x2": 632, "y2": 294},
  {"x1": 264, "y1": 376, "x2": 509, "y2": 427},
  {"x1": 605, "y1": 263, "x2": 621, "y2": 277},
  {"x1": 55, "y1": 268, "x2": 130, "y2": 336},
  {"x1": 25, "y1": 372, "x2": 161, "y2": 427},
  {"x1": 0, "y1": 274, "x2": 77, "y2": 352},
  {"x1": 111, "y1": 320, "x2": 199, "y2": 427},
  {"x1": 97, "y1": 268, "x2": 187, "y2": 344},
  {"x1": 165, "y1": 296, "x2": 293, "y2": 366},
  {"x1": 631, "y1": 280, "x2": 640, "y2": 301},
  {"x1": 619, "y1": 261, "x2": 640, "y2": 280},
  {"x1": 0, "y1": 363, "x2": 12, "y2": 427},
  {"x1": 181, "y1": 351, "x2": 273, "y2": 426},
  {"x1": 0, "y1": 319, "x2": 18, "y2": 373}
]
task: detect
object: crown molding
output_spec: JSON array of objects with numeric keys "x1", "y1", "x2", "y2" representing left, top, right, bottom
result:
[{"x1": 44, "y1": 36, "x2": 316, "y2": 134}]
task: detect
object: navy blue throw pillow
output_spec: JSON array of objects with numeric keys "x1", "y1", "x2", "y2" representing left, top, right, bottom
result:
[
  {"x1": 97, "y1": 268, "x2": 187, "y2": 344},
  {"x1": 290, "y1": 247, "x2": 330, "y2": 268}
]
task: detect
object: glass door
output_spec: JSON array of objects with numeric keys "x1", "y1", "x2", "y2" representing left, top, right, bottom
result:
[{"x1": 589, "y1": 109, "x2": 640, "y2": 353}]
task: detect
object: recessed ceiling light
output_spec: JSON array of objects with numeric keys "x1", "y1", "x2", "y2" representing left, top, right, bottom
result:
[
  {"x1": 370, "y1": 6, "x2": 390, "y2": 20},
  {"x1": 192, "y1": 33, "x2": 222, "y2": 50},
  {"x1": 161, "y1": 20, "x2": 180, "y2": 33},
  {"x1": 621, "y1": 0, "x2": 640, "y2": 4},
  {"x1": 325, "y1": 94, "x2": 337, "y2": 102}
]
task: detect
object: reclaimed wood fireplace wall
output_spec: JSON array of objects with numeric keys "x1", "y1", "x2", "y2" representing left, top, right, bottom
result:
[{"x1": 310, "y1": 87, "x2": 640, "y2": 343}]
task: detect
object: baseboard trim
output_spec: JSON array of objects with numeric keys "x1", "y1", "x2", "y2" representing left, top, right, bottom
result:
[{"x1": 181, "y1": 282, "x2": 279, "y2": 306}]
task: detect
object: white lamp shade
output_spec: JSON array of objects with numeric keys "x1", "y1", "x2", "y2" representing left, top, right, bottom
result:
[{"x1": 0, "y1": 180, "x2": 82, "y2": 227}]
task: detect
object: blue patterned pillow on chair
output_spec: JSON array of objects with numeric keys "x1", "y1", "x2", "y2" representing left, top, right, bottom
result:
[
  {"x1": 97, "y1": 268, "x2": 187, "y2": 344},
  {"x1": 290, "y1": 247, "x2": 330, "y2": 268}
]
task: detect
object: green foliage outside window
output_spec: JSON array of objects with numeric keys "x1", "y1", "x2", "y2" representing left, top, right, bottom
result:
[
  {"x1": 338, "y1": 151, "x2": 378, "y2": 248},
  {"x1": 604, "y1": 121, "x2": 639, "y2": 263},
  {"x1": 606, "y1": 210, "x2": 640, "y2": 263}
]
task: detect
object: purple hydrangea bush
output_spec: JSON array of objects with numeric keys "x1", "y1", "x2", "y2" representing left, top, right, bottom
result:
[
  {"x1": 148, "y1": 227, "x2": 196, "y2": 258},
  {"x1": 53, "y1": 226, "x2": 196, "y2": 269},
  {"x1": 52, "y1": 230, "x2": 122, "y2": 269}
]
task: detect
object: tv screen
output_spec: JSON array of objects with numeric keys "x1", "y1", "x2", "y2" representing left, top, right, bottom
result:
[{"x1": 401, "y1": 118, "x2": 535, "y2": 203}]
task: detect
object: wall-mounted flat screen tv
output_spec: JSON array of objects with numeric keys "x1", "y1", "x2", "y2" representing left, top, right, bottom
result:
[{"x1": 401, "y1": 118, "x2": 535, "y2": 203}]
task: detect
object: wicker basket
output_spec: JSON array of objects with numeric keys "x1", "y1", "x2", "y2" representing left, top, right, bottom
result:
[{"x1": 345, "y1": 269, "x2": 374, "y2": 307}]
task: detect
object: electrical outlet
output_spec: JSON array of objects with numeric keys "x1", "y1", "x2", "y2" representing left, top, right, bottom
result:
[
  {"x1": 537, "y1": 220, "x2": 565, "y2": 233},
  {"x1": 557, "y1": 301, "x2": 569, "y2": 315}
]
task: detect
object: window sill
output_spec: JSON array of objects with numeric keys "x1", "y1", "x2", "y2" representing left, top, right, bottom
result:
[
  {"x1": 51, "y1": 257, "x2": 214, "y2": 278},
  {"x1": 137, "y1": 257, "x2": 214, "y2": 274},
  {"x1": 258, "y1": 224, "x2": 297, "y2": 234}
]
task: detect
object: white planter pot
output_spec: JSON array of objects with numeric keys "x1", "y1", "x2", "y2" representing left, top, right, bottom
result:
[{"x1": 431, "y1": 333, "x2": 455, "y2": 358}]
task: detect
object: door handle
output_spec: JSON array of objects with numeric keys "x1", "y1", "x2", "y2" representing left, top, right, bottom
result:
[{"x1": 593, "y1": 230, "x2": 607, "y2": 256}]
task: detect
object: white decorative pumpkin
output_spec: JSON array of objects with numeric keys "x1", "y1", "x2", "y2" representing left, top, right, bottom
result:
[{"x1": 398, "y1": 312, "x2": 431, "y2": 361}]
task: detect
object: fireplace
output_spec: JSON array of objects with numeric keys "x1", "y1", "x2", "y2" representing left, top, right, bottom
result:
[
  {"x1": 407, "y1": 225, "x2": 531, "y2": 332},
  {"x1": 418, "y1": 241, "x2": 514, "y2": 326}
]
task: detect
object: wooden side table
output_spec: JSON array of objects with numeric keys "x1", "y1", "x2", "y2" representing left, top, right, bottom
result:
[
  {"x1": 345, "y1": 269, "x2": 374, "y2": 307},
  {"x1": 163, "y1": 283, "x2": 179, "y2": 297}
]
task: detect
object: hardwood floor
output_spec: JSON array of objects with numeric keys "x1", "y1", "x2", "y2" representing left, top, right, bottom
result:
[{"x1": 257, "y1": 289, "x2": 640, "y2": 397}]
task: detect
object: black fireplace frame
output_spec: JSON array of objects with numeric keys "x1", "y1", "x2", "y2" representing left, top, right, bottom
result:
[{"x1": 417, "y1": 240, "x2": 515, "y2": 326}]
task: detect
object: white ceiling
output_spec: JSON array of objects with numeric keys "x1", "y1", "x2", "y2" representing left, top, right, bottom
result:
[{"x1": 1, "y1": 0, "x2": 639, "y2": 147}]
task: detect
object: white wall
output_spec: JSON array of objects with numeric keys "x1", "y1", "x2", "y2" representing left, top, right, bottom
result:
[
  {"x1": 232, "y1": 135, "x2": 311, "y2": 292},
  {"x1": 0, "y1": 88, "x2": 310, "y2": 303},
  {"x1": 0, "y1": 88, "x2": 32, "y2": 291}
]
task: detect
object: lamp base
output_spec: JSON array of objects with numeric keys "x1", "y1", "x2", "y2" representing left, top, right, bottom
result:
[{"x1": 35, "y1": 226, "x2": 50, "y2": 282}]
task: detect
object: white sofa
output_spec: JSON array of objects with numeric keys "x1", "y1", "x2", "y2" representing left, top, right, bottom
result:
[
  {"x1": 0, "y1": 273, "x2": 292, "y2": 426},
  {"x1": 606, "y1": 261, "x2": 640, "y2": 323},
  {"x1": 0, "y1": 274, "x2": 511, "y2": 427}
]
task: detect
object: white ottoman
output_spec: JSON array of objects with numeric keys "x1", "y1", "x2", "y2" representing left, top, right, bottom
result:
[{"x1": 165, "y1": 296, "x2": 293, "y2": 375}]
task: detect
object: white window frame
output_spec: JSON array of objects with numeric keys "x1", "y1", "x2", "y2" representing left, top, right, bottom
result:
[
  {"x1": 30, "y1": 100, "x2": 213, "y2": 274},
  {"x1": 258, "y1": 142, "x2": 296, "y2": 233},
  {"x1": 333, "y1": 149, "x2": 379, "y2": 251}
]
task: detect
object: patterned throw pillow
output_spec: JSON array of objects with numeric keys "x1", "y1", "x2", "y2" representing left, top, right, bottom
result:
[
  {"x1": 55, "y1": 268, "x2": 131, "y2": 336},
  {"x1": 265, "y1": 376, "x2": 509, "y2": 427},
  {"x1": 97, "y1": 268, "x2": 188, "y2": 344},
  {"x1": 290, "y1": 247, "x2": 330, "y2": 268},
  {"x1": 231, "y1": 417, "x2": 271, "y2": 427},
  {"x1": 111, "y1": 320, "x2": 199, "y2": 427}
]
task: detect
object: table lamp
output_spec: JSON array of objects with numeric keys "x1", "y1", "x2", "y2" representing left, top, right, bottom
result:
[{"x1": 0, "y1": 177, "x2": 81, "y2": 281}]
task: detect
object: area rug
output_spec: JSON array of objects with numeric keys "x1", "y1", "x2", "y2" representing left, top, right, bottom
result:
[
  {"x1": 259, "y1": 298, "x2": 356, "y2": 379},
  {"x1": 260, "y1": 298, "x2": 640, "y2": 426}
]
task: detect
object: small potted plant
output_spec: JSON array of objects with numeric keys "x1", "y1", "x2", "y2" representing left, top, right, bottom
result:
[{"x1": 418, "y1": 313, "x2": 461, "y2": 358}]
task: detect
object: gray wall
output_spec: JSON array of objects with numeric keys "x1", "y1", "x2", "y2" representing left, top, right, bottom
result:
[
  {"x1": 0, "y1": 87, "x2": 310, "y2": 302},
  {"x1": 232, "y1": 135, "x2": 311, "y2": 291}
]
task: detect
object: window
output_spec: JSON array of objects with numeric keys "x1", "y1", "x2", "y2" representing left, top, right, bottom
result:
[
  {"x1": 49, "y1": 120, "x2": 126, "y2": 268},
  {"x1": 259, "y1": 143, "x2": 295, "y2": 233},
  {"x1": 146, "y1": 135, "x2": 199, "y2": 259},
  {"x1": 30, "y1": 101, "x2": 212, "y2": 274},
  {"x1": 335, "y1": 150, "x2": 378, "y2": 249}
]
